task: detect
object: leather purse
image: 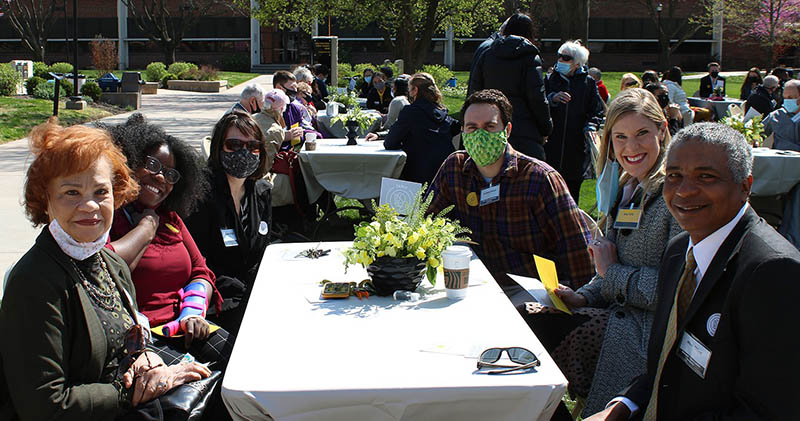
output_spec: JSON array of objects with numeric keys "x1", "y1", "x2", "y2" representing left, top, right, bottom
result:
[{"x1": 158, "y1": 370, "x2": 222, "y2": 421}]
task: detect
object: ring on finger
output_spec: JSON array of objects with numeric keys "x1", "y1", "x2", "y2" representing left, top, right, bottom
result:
[{"x1": 157, "y1": 382, "x2": 167, "y2": 389}]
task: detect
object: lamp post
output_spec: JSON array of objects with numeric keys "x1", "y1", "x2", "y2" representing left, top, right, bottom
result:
[
  {"x1": 656, "y1": 2, "x2": 663, "y2": 69},
  {"x1": 72, "y1": 0, "x2": 78, "y2": 98}
]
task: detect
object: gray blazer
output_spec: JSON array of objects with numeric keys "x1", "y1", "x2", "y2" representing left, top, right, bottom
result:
[{"x1": 577, "y1": 181, "x2": 682, "y2": 415}]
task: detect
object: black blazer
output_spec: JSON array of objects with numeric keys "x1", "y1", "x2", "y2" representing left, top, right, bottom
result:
[
  {"x1": 620, "y1": 208, "x2": 800, "y2": 420},
  {"x1": 699, "y1": 74, "x2": 726, "y2": 98}
]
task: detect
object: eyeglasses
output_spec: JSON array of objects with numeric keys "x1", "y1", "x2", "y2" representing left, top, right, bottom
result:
[
  {"x1": 625, "y1": 80, "x2": 640, "y2": 87},
  {"x1": 558, "y1": 54, "x2": 573, "y2": 62},
  {"x1": 224, "y1": 138, "x2": 262, "y2": 154},
  {"x1": 119, "y1": 324, "x2": 163, "y2": 378},
  {"x1": 477, "y1": 347, "x2": 540, "y2": 374},
  {"x1": 144, "y1": 156, "x2": 181, "y2": 184}
]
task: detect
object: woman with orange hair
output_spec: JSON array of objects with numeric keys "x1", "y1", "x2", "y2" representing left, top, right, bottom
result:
[{"x1": 0, "y1": 119, "x2": 211, "y2": 419}]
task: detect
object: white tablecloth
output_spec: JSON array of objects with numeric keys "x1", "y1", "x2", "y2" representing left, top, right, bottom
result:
[
  {"x1": 688, "y1": 97, "x2": 744, "y2": 120},
  {"x1": 317, "y1": 109, "x2": 382, "y2": 138},
  {"x1": 222, "y1": 242, "x2": 567, "y2": 421},
  {"x1": 752, "y1": 147, "x2": 800, "y2": 196},
  {"x1": 298, "y1": 139, "x2": 406, "y2": 202}
]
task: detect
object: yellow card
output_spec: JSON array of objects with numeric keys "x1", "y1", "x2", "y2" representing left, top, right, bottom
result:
[
  {"x1": 533, "y1": 254, "x2": 573, "y2": 314},
  {"x1": 290, "y1": 122, "x2": 302, "y2": 145},
  {"x1": 151, "y1": 323, "x2": 221, "y2": 338}
]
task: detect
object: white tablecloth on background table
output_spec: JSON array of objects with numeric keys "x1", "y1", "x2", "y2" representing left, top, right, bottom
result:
[
  {"x1": 298, "y1": 138, "x2": 406, "y2": 202},
  {"x1": 752, "y1": 147, "x2": 800, "y2": 196},
  {"x1": 317, "y1": 109, "x2": 382, "y2": 138},
  {"x1": 222, "y1": 242, "x2": 567, "y2": 421},
  {"x1": 687, "y1": 97, "x2": 744, "y2": 120}
]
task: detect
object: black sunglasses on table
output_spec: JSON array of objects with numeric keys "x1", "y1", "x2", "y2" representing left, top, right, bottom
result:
[
  {"x1": 224, "y1": 138, "x2": 263, "y2": 154},
  {"x1": 477, "y1": 347, "x2": 540, "y2": 374},
  {"x1": 144, "y1": 156, "x2": 181, "y2": 184}
]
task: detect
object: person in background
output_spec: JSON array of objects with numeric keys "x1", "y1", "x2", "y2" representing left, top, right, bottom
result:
[
  {"x1": 185, "y1": 112, "x2": 272, "y2": 335},
  {"x1": 358, "y1": 67, "x2": 374, "y2": 98},
  {"x1": 273, "y1": 70, "x2": 320, "y2": 145},
  {"x1": 619, "y1": 73, "x2": 642, "y2": 92},
  {"x1": 367, "y1": 73, "x2": 457, "y2": 184},
  {"x1": 428, "y1": 89, "x2": 593, "y2": 288},
  {"x1": 764, "y1": 79, "x2": 800, "y2": 151},
  {"x1": 644, "y1": 82, "x2": 683, "y2": 135},
  {"x1": 312, "y1": 63, "x2": 329, "y2": 104},
  {"x1": 589, "y1": 67, "x2": 609, "y2": 103},
  {"x1": 228, "y1": 83, "x2": 266, "y2": 115},
  {"x1": 293, "y1": 66, "x2": 313, "y2": 85},
  {"x1": 366, "y1": 71, "x2": 393, "y2": 114},
  {"x1": 382, "y1": 74, "x2": 411, "y2": 131},
  {"x1": 740, "y1": 67, "x2": 763, "y2": 100},
  {"x1": 468, "y1": 11, "x2": 553, "y2": 160},
  {"x1": 585, "y1": 123, "x2": 800, "y2": 421},
  {"x1": 745, "y1": 75, "x2": 779, "y2": 118},
  {"x1": 545, "y1": 40, "x2": 605, "y2": 202},
  {"x1": 699, "y1": 61, "x2": 726, "y2": 97},
  {"x1": 296, "y1": 82, "x2": 318, "y2": 129},
  {"x1": 771, "y1": 67, "x2": 791, "y2": 107},
  {"x1": 641, "y1": 70, "x2": 659, "y2": 86},
  {"x1": 253, "y1": 89, "x2": 290, "y2": 164},
  {"x1": 380, "y1": 65, "x2": 394, "y2": 83},
  {"x1": 0, "y1": 120, "x2": 212, "y2": 419},
  {"x1": 543, "y1": 89, "x2": 682, "y2": 416},
  {"x1": 662, "y1": 66, "x2": 694, "y2": 126}
]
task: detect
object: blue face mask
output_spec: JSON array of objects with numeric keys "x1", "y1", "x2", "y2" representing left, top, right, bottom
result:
[
  {"x1": 785, "y1": 98, "x2": 799, "y2": 114},
  {"x1": 365, "y1": 75, "x2": 373, "y2": 84},
  {"x1": 596, "y1": 158, "x2": 620, "y2": 216},
  {"x1": 555, "y1": 61, "x2": 572, "y2": 76}
]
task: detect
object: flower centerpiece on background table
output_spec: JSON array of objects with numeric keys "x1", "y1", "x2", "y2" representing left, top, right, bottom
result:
[
  {"x1": 720, "y1": 113, "x2": 765, "y2": 147},
  {"x1": 331, "y1": 105, "x2": 378, "y2": 145},
  {"x1": 343, "y1": 187, "x2": 470, "y2": 296}
]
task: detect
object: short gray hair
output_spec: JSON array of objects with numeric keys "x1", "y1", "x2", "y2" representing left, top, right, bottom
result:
[
  {"x1": 668, "y1": 122, "x2": 753, "y2": 183},
  {"x1": 240, "y1": 83, "x2": 267, "y2": 101},
  {"x1": 558, "y1": 40, "x2": 589, "y2": 67},
  {"x1": 786, "y1": 79, "x2": 800, "y2": 95},
  {"x1": 294, "y1": 67, "x2": 314, "y2": 84},
  {"x1": 763, "y1": 75, "x2": 780, "y2": 89},
  {"x1": 588, "y1": 67, "x2": 602, "y2": 80}
]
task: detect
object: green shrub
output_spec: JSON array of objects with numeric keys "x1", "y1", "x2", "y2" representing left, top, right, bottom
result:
[
  {"x1": 25, "y1": 76, "x2": 45, "y2": 95},
  {"x1": 160, "y1": 72, "x2": 177, "y2": 87},
  {"x1": 33, "y1": 82, "x2": 58, "y2": 99},
  {"x1": 60, "y1": 79, "x2": 74, "y2": 97},
  {"x1": 338, "y1": 63, "x2": 354, "y2": 79},
  {"x1": 198, "y1": 65, "x2": 219, "y2": 81},
  {"x1": 144, "y1": 62, "x2": 167, "y2": 82},
  {"x1": 221, "y1": 53, "x2": 249, "y2": 72},
  {"x1": 33, "y1": 61, "x2": 50, "y2": 78},
  {"x1": 49, "y1": 62, "x2": 74, "y2": 75},
  {"x1": 167, "y1": 62, "x2": 197, "y2": 77},
  {"x1": 418, "y1": 64, "x2": 454, "y2": 90},
  {"x1": 179, "y1": 68, "x2": 201, "y2": 81},
  {"x1": 0, "y1": 63, "x2": 20, "y2": 96},
  {"x1": 80, "y1": 80, "x2": 102, "y2": 101}
]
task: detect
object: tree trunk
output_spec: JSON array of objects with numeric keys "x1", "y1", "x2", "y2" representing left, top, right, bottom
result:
[
  {"x1": 164, "y1": 45, "x2": 177, "y2": 65},
  {"x1": 657, "y1": 38, "x2": 670, "y2": 70},
  {"x1": 552, "y1": 0, "x2": 589, "y2": 42}
]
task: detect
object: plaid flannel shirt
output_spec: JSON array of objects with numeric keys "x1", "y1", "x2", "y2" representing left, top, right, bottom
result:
[{"x1": 428, "y1": 147, "x2": 594, "y2": 289}]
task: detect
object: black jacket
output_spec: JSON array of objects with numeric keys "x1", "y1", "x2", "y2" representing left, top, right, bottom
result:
[
  {"x1": 468, "y1": 35, "x2": 553, "y2": 159},
  {"x1": 745, "y1": 85, "x2": 776, "y2": 117},
  {"x1": 544, "y1": 69, "x2": 605, "y2": 180},
  {"x1": 620, "y1": 208, "x2": 800, "y2": 420},
  {"x1": 699, "y1": 74, "x2": 726, "y2": 98},
  {"x1": 384, "y1": 96, "x2": 458, "y2": 184},
  {"x1": 367, "y1": 85, "x2": 393, "y2": 114},
  {"x1": 185, "y1": 169, "x2": 272, "y2": 288}
]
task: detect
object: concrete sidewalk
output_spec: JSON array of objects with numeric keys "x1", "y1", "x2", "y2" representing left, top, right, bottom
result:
[{"x1": 0, "y1": 75, "x2": 273, "y2": 278}]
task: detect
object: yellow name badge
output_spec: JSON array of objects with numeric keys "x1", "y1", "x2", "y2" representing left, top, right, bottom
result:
[{"x1": 613, "y1": 208, "x2": 643, "y2": 230}]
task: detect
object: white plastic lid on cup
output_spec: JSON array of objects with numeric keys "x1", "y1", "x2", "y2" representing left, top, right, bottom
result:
[
  {"x1": 305, "y1": 132, "x2": 317, "y2": 142},
  {"x1": 442, "y1": 245, "x2": 471, "y2": 269}
]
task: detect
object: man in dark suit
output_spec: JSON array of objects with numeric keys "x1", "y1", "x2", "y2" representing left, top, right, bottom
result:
[
  {"x1": 586, "y1": 122, "x2": 800, "y2": 420},
  {"x1": 699, "y1": 62, "x2": 726, "y2": 98},
  {"x1": 745, "y1": 75, "x2": 779, "y2": 117}
]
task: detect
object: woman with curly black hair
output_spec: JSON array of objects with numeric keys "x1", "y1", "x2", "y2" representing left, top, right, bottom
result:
[{"x1": 101, "y1": 114, "x2": 234, "y2": 380}]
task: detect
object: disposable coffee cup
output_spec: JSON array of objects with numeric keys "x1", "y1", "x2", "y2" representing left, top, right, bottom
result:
[
  {"x1": 442, "y1": 245, "x2": 471, "y2": 300},
  {"x1": 304, "y1": 141, "x2": 317, "y2": 151},
  {"x1": 305, "y1": 132, "x2": 317, "y2": 143}
]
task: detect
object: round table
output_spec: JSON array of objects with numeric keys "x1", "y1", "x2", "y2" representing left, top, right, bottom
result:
[{"x1": 687, "y1": 97, "x2": 744, "y2": 121}]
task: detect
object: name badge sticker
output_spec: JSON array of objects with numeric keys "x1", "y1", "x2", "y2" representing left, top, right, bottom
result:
[
  {"x1": 613, "y1": 208, "x2": 643, "y2": 230},
  {"x1": 220, "y1": 228, "x2": 239, "y2": 247},
  {"x1": 677, "y1": 331, "x2": 712, "y2": 379},
  {"x1": 259, "y1": 221, "x2": 269, "y2": 236},
  {"x1": 480, "y1": 184, "x2": 500, "y2": 206}
]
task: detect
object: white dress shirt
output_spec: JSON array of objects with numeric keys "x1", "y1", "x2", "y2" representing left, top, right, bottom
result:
[{"x1": 608, "y1": 203, "x2": 749, "y2": 416}]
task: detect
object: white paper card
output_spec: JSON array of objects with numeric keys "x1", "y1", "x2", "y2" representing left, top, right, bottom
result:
[
  {"x1": 508, "y1": 274, "x2": 556, "y2": 308},
  {"x1": 743, "y1": 106, "x2": 761, "y2": 122},
  {"x1": 379, "y1": 177, "x2": 423, "y2": 215}
]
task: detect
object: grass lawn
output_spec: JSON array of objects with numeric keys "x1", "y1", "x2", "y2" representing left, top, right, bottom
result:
[
  {"x1": 0, "y1": 96, "x2": 117, "y2": 143},
  {"x1": 79, "y1": 70, "x2": 259, "y2": 88}
]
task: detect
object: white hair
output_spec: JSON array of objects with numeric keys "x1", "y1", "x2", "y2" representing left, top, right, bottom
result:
[
  {"x1": 240, "y1": 83, "x2": 267, "y2": 101},
  {"x1": 264, "y1": 89, "x2": 290, "y2": 113},
  {"x1": 294, "y1": 67, "x2": 314, "y2": 84},
  {"x1": 558, "y1": 40, "x2": 590, "y2": 67},
  {"x1": 786, "y1": 79, "x2": 800, "y2": 95},
  {"x1": 763, "y1": 75, "x2": 780, "y2": 89},
  {"x1": 668, "y1": 122, "x2": 753, "y2": 183}
]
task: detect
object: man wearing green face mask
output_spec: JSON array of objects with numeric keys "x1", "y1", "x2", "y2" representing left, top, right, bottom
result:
[{"x1": 427, "y1": 89, "x2": 594, "y2": 289}]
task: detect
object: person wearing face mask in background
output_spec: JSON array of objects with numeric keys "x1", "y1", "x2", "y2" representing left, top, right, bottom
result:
[
  {"x1": 745, "y1": 75, "x2": 779, "y2": 118},
  {"x1": 699, "y1": 62, "x2": 726, "y2": 98},
  {"x1": 644, "y1": 82, "x2": 682, "y2": 136},
  {"x1": 545, "y1": 40, "x2": 606, "y2": 203},
  {"x1": 253, "y1": 89, "x2": 290, "y2": 171},
  {"x1": 358, "y1": 68, "x2": 375, "y2": 98},
  {"x1": 366, "y1": 71, "x2": 393, "y2": 114},
  {"x1": 272, "y1": 70, "x2": 320, "y2": 150},
  {"x1": 228, "y1": 83, "x2": 267, "y2": 115},
  {"x1": 185, "y1": 112, "x2": 272, "y2": 335},
  {"x1": 740, "y1": 67, "x2": 763, "y2": 100},
  {"x1": 764, "y1": 79, "x2": 800, "y2": 151}
]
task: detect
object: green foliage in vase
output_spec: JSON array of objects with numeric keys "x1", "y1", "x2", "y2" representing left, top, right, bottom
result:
[
  {"x1": 331, "y1": 105, "x2": 378, "y2": 132},
  {"x1": 720, "y1": 113, "x2": 765, "y2": 147}
]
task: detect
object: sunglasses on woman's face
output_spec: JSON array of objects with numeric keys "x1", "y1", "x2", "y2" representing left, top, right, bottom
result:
[
  {"x1": 625, "y1": 81, "x2": 639, "y2": 87},
  {"x1": 558, "y1": 54, "x2": 573, "y2": 62},
  {"x1": 224, "y1": 138, "x2": 262, "y2": 154},
  {"x1": 144, "y1": 156, "x2": 181, "y2": 184}
]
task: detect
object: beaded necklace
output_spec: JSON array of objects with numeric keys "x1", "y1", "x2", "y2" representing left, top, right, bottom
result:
[{"x1": 71, "y1": 254, "x2": 119, "y2": 311}]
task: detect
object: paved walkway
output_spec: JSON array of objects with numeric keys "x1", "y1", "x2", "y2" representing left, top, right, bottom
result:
[{"x1": 0, "y1": 75, "x2": 273, "y2": 279}]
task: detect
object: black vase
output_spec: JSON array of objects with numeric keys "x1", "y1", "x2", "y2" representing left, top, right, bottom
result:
[
  {"x1": 366, "y1": 256, "x2": 427, "y2": 296},
  {"x1": 345, "y1": 120, "x2": 359, "y2": 145}
]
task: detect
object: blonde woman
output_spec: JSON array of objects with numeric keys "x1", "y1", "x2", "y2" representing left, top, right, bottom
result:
[
  {"x1": 549, "y1": 89, "x2": 683, "y2": 415},
  {"x1": 619, "y1": 73, "x2": 642, "y2": 92}
]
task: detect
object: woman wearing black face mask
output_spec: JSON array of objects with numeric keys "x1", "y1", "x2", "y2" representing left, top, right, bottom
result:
[
  {"x1": 740, "y1": 67, "x2": 763, "y2": 100},
  {"x1": 185, "y1": 111, "x2": 272, "y2": 334},
  {"x1": 644, "y1": 83, "x2": 682, "y2": 135},
  {"x1": 366, "y1": 71, "x2": 393, "y2": 114}
]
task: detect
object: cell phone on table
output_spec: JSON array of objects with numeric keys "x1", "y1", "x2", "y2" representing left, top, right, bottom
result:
[{"x1": 321, "y1": 282, "x2": 351, "y2": 299}]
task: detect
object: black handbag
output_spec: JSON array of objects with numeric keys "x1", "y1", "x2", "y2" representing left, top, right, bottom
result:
[{"x1": 159, "y1": 370, "x2": 223, "y2": 421}]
